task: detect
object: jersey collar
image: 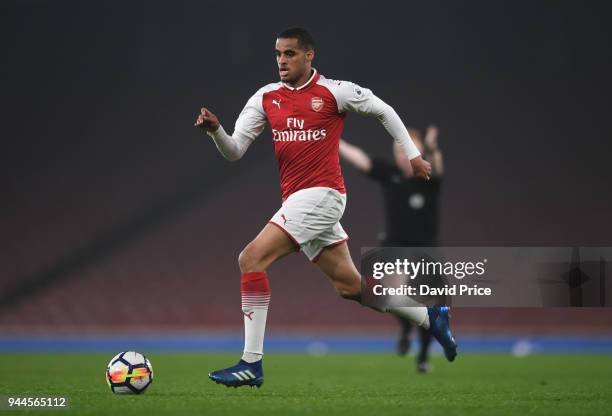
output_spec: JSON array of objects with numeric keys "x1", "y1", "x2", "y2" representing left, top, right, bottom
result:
[{"x1": 282, "y1": 69, "x2": 319, "y2": 91}]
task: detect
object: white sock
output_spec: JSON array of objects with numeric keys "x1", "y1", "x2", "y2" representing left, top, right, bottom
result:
[
  {"x1": 387, "y1": 306, "x2": 430, "y2": 329},
  {"x1": 240, "y1": 272, "x2": 271, "y2": 363},
  {"x1": 242, "y1": 352, "x2": 263, "y2": 363}
]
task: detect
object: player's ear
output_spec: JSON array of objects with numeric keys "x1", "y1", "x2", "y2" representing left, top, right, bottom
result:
[{"x1": 305, "y1": 49, "x2": 314, "y2": 63}]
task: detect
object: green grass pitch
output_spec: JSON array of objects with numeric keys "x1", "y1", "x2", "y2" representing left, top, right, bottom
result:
[{"x1": 0, "y1": 353, "x2": 610, "y2": 415}]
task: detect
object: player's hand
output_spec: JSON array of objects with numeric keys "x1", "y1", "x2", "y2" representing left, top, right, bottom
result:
[
  {"x1": 424, "y1": 125, "x2": 439, "y2": 152},
  {"x1": 194, "y1": 107, "x2": 220, "y2": 132},
  {"x1": 410, "y1": 156, "x2": 432, "y2": 180}
]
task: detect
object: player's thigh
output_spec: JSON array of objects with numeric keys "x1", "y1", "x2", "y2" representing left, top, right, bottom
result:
[
  {"x1": 314, "y1": 242, "x2": 361, "y2": 294},
  {"x1": 239, "y1": 223, "x2": 298, "y2": 271}
]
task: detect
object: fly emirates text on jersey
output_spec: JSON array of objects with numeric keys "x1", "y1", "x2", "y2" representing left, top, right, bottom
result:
[{"x1": 272, "y1": 117, "x2": 327, "y2": 142}]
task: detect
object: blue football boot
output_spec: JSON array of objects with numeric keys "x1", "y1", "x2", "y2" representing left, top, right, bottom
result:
[
  {"x1": 427, "y1": 306, "x2": 458, "y2": 361},
  {"x1": 208, "y1": 359, "x2": 264, "y2": 388}
]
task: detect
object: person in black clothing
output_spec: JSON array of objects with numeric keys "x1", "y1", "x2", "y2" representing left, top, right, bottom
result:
[{"x1": 339, "y1": 125, "x2": 444, "y2": 373}]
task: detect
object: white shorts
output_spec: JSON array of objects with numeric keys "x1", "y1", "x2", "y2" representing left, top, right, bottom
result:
[{"x1": 269, "y1": 187, "x2": 349, "y2": 261}]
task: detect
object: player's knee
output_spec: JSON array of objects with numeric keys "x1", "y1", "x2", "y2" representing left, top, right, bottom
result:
[
  {"x1": 238, "y1": 245, "x2": 263, "y2": 273},
  {"x1": 336, "y1": 284, "x2": 361, "y2": 302},
  {"x1": 238, "y1": 248, "x2": 254, "y2": 272}
]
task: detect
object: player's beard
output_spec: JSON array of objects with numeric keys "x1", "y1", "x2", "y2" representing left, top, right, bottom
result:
[
  {"x1": 283, "y1": 67, "x2": 308, "y2": 85},
  {"x1": 281, "y1": 58, "x2": 309, "y2": 85}
]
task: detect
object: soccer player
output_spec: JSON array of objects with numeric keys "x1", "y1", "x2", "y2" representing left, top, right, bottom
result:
[
  {"x1": 194, "y1": 28, "x2": 457, "y2": 388},
  {"x1": 339, "y1": 126, "x2": 445, "y2": 373}
]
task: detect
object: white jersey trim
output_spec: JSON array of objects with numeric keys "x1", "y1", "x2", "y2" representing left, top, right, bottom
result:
[{"x1": 282, "y1": 69, "x2": 318, "y2": 91}]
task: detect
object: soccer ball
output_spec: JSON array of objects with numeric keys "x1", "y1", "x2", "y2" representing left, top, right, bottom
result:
[{"x1": 106, "y1": 351, "x2": 153, "y2": 394}]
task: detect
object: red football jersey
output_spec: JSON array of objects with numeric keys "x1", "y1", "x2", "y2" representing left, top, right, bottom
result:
[{"x1": 231, "y1": 69, "x2": 418, "y2": 201}]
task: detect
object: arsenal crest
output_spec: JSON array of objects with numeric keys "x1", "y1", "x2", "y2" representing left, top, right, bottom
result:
[{"x1": 311, "y1": 97, "x2": 324, "y2": 112}]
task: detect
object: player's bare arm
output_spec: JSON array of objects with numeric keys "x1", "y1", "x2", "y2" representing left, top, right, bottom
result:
[
  {"x1": 339, "y1": 139, "x2": 372, "y2": 173},
  {"x1": 424, "y1": 125, "x2": 444, "y2": 177}
]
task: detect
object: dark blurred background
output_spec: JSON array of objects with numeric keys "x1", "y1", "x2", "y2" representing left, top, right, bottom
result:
[{"x1": 1, "y1": 0, "x2": 611, "y2": 336}]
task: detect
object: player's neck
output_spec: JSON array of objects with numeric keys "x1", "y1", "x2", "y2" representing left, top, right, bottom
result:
[{"x1": 286, "y1": 68, "x2": 314, "y2": 89}]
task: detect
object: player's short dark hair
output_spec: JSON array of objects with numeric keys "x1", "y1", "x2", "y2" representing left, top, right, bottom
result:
[{"x1": 277, "y1": 27, "x2": 315, "y2": 51}]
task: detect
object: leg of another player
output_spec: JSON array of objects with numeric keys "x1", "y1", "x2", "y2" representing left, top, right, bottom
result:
[
  {"x1": 417, "y1": 326, "x2": 433, "y2": 373},
  {"x1": 397, "y1": 317, "x2": 412, "y2": 356}
]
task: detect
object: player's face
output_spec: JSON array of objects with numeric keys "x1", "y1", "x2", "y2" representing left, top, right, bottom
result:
[{"x1": 275, "y1": 38, "x2": 314, "y2": 84}]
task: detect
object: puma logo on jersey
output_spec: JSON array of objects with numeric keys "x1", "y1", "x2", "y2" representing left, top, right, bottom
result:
[
  {"x1": 281, "y1": 214, "x2": 290, "y2": 225},
  {"x1": 243, "y1": 311, "x2": 255, "y2": 320},
  {"x1": 272, "y1": 99, "x2": 282, "y2": 109}
]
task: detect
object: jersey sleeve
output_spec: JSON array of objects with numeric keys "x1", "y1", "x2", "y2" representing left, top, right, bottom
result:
[
  {"x1": 233, "y1": 87, "x2": 268, "y2": 141},
  {"x1": 328, "y1": 80, "x2": 421, "y2": 160},
  {"x1": 206, "y1": 86, "x2": 270, "y2": 161},
  {"x1": 330, "y1": 80, "x2": 377, "y2": 115},
  {"x1": 367, "y1": 157, "x2": 396, "y2": 183}
]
